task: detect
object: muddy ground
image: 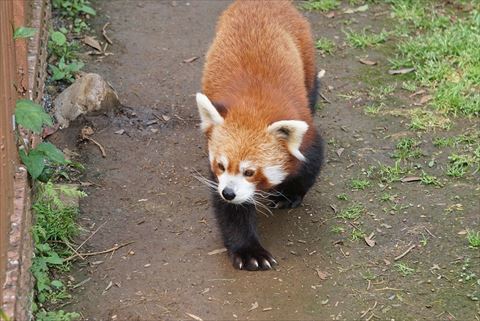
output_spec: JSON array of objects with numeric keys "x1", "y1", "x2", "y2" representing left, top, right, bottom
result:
[{"x1": 50, "y1": 1, "x2": 479, "y2": 320}]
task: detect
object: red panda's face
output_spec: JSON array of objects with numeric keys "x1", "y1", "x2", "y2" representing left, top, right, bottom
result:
[{"x1": 196, "y1": 93, "x2": 309, "y2": 205}]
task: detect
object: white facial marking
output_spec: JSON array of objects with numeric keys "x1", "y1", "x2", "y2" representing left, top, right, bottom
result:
[
  {"x1": 218, "y1": 155, "x2": 228, "y2": 168},
  {"x1": 196, "y1": 92, "x2": 224, "y2": 131},
  {"x1": 263, "y1": 165, "x2": 287, "y2": 186},
  {"x1": 239, "y1": 160, "x2": 256, "y2": 173},
  {"x1": 217, "y1": 172, "x2": 255, "y2": 204}
]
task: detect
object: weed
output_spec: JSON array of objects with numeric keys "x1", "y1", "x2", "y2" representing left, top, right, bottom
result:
[
  {"x1": 467, "y1": 230, "x2": 480, "y2": 248},
  {"x1": 394, "y1": 263, "x2": 415, "y2": 276},
  {"x1": 409, "y1": 109, "x2": 451, "y2": 131},
  {"x1": 301, "y1": 0, "x2": 339, "y2": 11},
  {"x1": 369, "y1": 84, "x2": 396, "y2": 100},
  {"x1": 336, "y1": 193, "x2": 349, "y2": 201},
  {"x1": 420, "y1": 171, "x2": 442, "y2": 186},
  {"x1": 338, "y1": 203, "x2": 365, "y2": 220},
  {"x1": 350, "y1": 228, "x2": 366, "y2": 241},
  {"x1": 401, "y1": 81, "x2": 417, "y2": 92},
  {"x1": 315, "y1": 37, "x2": 336, "y2": 55},
  {"x1": 380, "y1": 192, "x2": 396, "y2": 202},
  {"x1": 350, "y1": 178, "x2": 370, "y2": 190},
  {"x1": 364, "y1": 103, "x2": 383, "y2": 115},
  {"x1": 390, "y1": 6, "x2": 480, "y2": 116},
  {"x1": 344, "y1": 28, "x2": 388, "y2": 48},
  {"x1": 379, "y1": 160, "x2": 408, "y2": 183},
  {"x1": 446, "y1": 153, "x2": 473, "y2": 177},
  {"x1": 331, "y1": 226, "x2": 345, "y2": 234},
  {"x1": 392, "y1": 137, "x2": 423, "y2": 160},
  {"x1": 52, "y1": 0, "x2": 96, "y2": 18}
]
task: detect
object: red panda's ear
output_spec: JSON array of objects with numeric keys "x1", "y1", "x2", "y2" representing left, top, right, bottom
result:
[
  {"x1": 196, "y1": 93, "x2": 224, "y2": 132},
  {"x1": 267, "y1": 120, "x2": 309, "y2": 161}
]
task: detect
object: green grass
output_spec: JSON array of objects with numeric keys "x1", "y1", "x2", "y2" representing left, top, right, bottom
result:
[
  {"x1": 446, "y1": 153, "x2": 475, "y2": 177},
  {"x1": 336, "y1": 193, "x2": 349, "y2": 201},
  {"x1": 350, "y1": 228, "x2": 366, "y2": 241},
  {"x1": 380, "y1": 192, "x2": 396, "y2": 202},
  {"x1": 331, "y1": 226, "x2": 345, "y2": 234},
  {"x1": 467, "y1": 231, "x2": 480, "y2": 248},
  {"x1": 409, "y1": 109, "x2": 451, "y2": 131},
  {"x1": 315, "y1": 37, "x2": 336, "y2": 55},
  {"x1": 338, "y1": 203, "x2": 366, "y2": 220},
  {"x1": 392, "y1": 137, "x2": 423, "y2": 160},
  {"x1": 395, "y1": 262, "x2": 415, "y2": 276},
  {"x1": 390, "y1": 4, "x2": 480, "y2": 116},
  {"x1": 301, "y1": 0, "x2": 340, "y2": 11},
  {"x1": 350, "y1": 178, "x2": 371, "y2": 190},
  {"x1": 420, "y1": 171, "x2": 442, "y2": 186},
  {"x1": 345, "y1": 28, "x2": 388, "y2": 48},
  {"x1": 378, "y1": 160, "x2": 408, "y2": 183},
  {"x1": 364, "y1": 103, "x2": 383, "y2": 115}
]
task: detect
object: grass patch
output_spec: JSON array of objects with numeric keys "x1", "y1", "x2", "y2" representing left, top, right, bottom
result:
[
  {"x1": 301, "y1": 0, "x2": 340, "y2": 11},
  {"x1": 390, "y1": 4, "x2": 480, "y2": 116},
  {"x1": 336, "y1": 193, "x2": 349, "y2": 201},
  {"x1": 350, "y1": 178, "x2": 370, "y2": 190},
  {"x1": 364, "y1": 103, "x2": 383, "y2": 116},
  {"x1": 446, "y1": 153, "x2": 476, "y2": 178},
  {"x1": 32, "y1": 182, "x2": 86, "y2": 319},
  {"x1": 394, "y1": 262, "x2": 415, "y2": 276},
  {"x1": 392, "y1": 137, "x2": 423, "y2": 160},
  {"x1": 338, "y1": 203, "x2": 366, "y2": 220},
  {"x1": 344, "y1": 28, "x2": 388, "y2": 48},
  {"x1": 409, "y1": 109, "x2": 452, "y2": 131},
  {"x1": 420, "y1": 171, "x2": 442, "y2": 187},
  {"x1": 378, "y1": 160, "x2": 408, "y2": 183},
  {"x1": 467, "y1": 231, "x2": 480, "y2": 248},
  {"x1": 315, "y1": 37, "x2": 336, "y2": 55}
]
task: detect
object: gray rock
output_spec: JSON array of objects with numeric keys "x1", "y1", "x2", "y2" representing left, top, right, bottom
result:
[{"x1": 54, "y1": 73, "x2": 120, "y2": 128}]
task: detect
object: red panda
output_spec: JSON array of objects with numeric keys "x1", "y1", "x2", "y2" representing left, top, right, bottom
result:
[{"x1": 196, "y1": 0, "x2": 324, "y2": 271}]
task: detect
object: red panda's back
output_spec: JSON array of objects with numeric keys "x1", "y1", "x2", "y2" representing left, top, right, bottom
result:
[{"x1": 202, "y1": 0, "x2": 316, "y2": 123}]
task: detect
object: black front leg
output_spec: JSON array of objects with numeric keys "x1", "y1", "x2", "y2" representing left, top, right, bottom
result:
[{"x1": 212, "y1": 193, "x2": 277, "y2": 271}]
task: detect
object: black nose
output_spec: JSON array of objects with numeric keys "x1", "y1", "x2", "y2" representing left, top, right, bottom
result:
[{"x1": 222, "y1": 187, "x2": 236, "y2": 201}]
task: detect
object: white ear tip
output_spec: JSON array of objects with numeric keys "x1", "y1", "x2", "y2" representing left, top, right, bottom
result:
[{"x1": 292, "y1": 150, "x2": 306, "y2": 162}]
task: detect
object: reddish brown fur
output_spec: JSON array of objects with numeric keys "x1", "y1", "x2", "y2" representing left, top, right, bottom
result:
[{"x1": 202, "y1": 0, "x2": 317, "y2": 182}]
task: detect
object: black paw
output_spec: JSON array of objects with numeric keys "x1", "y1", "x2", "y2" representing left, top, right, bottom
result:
[
  {"x1": 231, "y1": 246, "x2": 277, "y2": 271},
  {"x1": 268, "y1": 195, "x2": 303, "y2": 209}
]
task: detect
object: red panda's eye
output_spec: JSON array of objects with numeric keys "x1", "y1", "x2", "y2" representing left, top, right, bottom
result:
[
  {"x1": 218, "y1": 163, "x2": 225, "y2": 171},
  {"x1": 244, "y1": 169, "x2": 255, "y2": 177}
]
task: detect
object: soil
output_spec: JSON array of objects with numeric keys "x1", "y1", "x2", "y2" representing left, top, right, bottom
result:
[{"x1": 49, "y1": 1, "x2": 479, "y2": 320}]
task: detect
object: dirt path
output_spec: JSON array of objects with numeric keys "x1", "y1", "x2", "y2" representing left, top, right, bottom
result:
[{"x1": 52, "y1": 1, "x2": 479, "y2": 320}]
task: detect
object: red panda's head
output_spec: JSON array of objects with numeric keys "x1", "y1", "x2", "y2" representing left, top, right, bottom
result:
[{"x1": 196, "y1": 93, "x2": 309, "y2": 204}]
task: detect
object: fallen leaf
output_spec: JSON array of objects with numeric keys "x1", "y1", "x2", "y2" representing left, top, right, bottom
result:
[
  {"x1": 183, "y1": 56, "x2": 199, "y2": 63},
  {"x1": 359, "y1": 58, "x2": 377, "y2": 66},
  {"x1": 114, "y1": 129, "x2": 125, "y2": 135},
  {"x1": 316, "y1": 269, "x2": 329, "y2": 280},
  {"x1": 364, "y1": 233, "x2": 376, "y2": 247},
  {"x1": 336, "y1": 147, "x2": 345, "y2": 157},
  {"x1": 185, "y1": 313, "x2": 203, "y2": 321},
  {"x1": 83, "y1": 36, "x2": 102, "y2": 51},
  {"x1": 207, "y1": 248, "x2": 227, "y2": 255},
  {"x1": 248, "y1": 302, "x2": 259, "y2": 312},
  {"x1": 344, "y1": 4, "x2": 369, "y2": 14},
  {"x1": 419, "y1": 95, "x2": 433, "y2": 104},
  {"x1": 409, "y1": 89, "x2": 426, "y2": 98},
  {"x1": 388, "y1": 67, "x2": 415, "y2": 75},
  {"x1": 401, "y1": 176, "x2": 421, "y2": 183}
]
